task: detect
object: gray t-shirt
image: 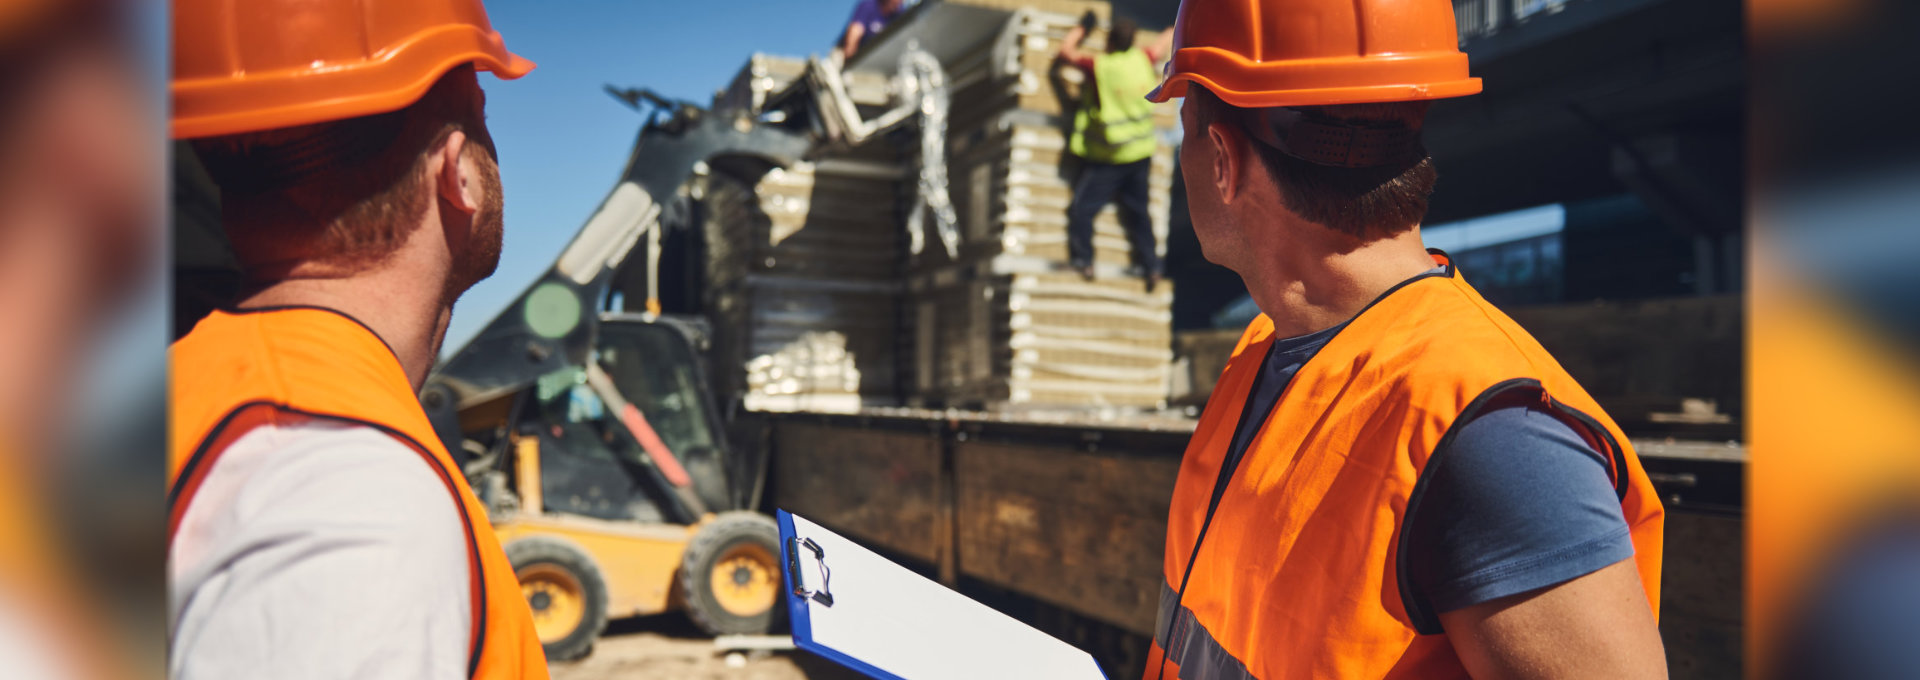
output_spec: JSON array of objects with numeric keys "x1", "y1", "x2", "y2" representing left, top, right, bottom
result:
[{"x1": 170, "y1": 421, "x2": 471, "y2": 679}]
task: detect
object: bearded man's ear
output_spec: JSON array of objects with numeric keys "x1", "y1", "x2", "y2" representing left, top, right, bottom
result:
[{"x1": 434, "y1": 130, "x2": 481, "y2": 217}]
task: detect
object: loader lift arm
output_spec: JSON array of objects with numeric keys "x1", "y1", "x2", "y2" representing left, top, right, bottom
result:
[{"x1": 425, "y1": 46, "x2": 955, "y2": 504}]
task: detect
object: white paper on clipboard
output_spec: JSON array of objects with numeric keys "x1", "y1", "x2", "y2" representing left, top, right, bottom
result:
[{"x1": 779, "y1": 510, "x2": 1108, "y2": 680}]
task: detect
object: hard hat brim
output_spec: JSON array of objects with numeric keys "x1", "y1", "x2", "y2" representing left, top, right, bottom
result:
[
  {"x1": 1149, "y1": 71, "x2": 1481, "y2": 107},
  {"x1": 173, "y1": 25, "x2": 534, "y2": 140},
  {"x1": 1146, "y1": 47, "x2": 1481, "y2": 108}
]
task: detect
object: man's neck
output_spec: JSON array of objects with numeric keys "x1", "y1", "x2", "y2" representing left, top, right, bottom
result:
[
  {"x1": 236, "y1": 271, "x2": 448, "y2": 391},
  {"x1": 1244, "y1": 227, "x2": 1437, "y2": 339}
]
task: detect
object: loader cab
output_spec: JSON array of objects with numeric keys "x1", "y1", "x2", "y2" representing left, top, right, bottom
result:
[
  {"x1": 454, "y1": 313, "x2": 745, "y2": 524},
  {"x1": 439, "y1": 313, "x2": 783, "y2": 656}
]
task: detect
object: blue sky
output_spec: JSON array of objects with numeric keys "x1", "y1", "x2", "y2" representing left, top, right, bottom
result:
[{"x1": 448, "y1": 0, "x2": 861, "y2": 352}]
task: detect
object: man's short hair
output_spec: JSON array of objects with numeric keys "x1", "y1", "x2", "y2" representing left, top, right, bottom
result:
[
  {"x1": 1109, "y1": 17, "x2": 1137, "y2": 54},
  {"x1": 1189, "y1": 86, "x2": 1436, "y2": 240},
  {"x1": 193, "y1": 66, "x2": 491, "y2": 272}
]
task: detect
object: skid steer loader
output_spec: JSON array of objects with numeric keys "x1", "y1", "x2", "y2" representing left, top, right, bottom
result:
[{"x1": 417, "y1": 44, "x2": 955, "y2": 660}]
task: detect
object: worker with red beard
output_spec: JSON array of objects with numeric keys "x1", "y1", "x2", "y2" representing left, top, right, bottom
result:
[{"x1": 166, "y1": 1, "x2": 552, "y2": 677}]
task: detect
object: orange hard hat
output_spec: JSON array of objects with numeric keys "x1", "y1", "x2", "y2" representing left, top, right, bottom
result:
[
  {"x1": 172, "y1": 0, "x2": 534, "y2": 139},
  {"x1": 1147, "y1": 0, "x2": 1480, "y2": 108}
]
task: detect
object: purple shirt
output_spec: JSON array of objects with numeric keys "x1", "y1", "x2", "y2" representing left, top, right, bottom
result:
[{"x1": 847, "y1": 0, "x2": 899, "y2": 41}]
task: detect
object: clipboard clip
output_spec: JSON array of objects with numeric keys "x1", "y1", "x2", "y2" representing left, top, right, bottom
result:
[{"x1": 788, "y1": 536, "x2": 836, "y2": 607}]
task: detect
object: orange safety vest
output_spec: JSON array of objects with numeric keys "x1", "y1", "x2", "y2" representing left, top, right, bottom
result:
[
  {"x1": 168, "y1": 307, "x2": 549, "y2": 680},
  {"x1": 1147, "y1": 255, "x2": 1664, "y2": 679}
]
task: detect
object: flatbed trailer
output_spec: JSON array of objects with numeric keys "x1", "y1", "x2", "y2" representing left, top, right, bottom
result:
[{"x1": 749, "y1": 408, "x2": 1744, "y2": 679}]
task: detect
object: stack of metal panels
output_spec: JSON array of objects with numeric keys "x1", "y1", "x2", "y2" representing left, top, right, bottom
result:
[
  {"x1": 700, "y1": 1, "x2": 1179, "y2": 412},
  {"x1": 700, "y1": 146, "x2": 907, "y2": 413},
  {"x1": 901, "y1": 3, "x2": 1178, "y2": 410},
  {"x1": 938, "y1": 122, "x2": 1176, "y2": 273},
  {"x1": 712, "y1": 52, "x2": 893, "y2": 114},
  {"x1": 907, "y1": 258, "x2": 1173, "y2": 410}
]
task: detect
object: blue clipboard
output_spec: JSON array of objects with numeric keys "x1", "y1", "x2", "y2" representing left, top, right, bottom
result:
[{"x1": 777, "y1": 509, "x2": 1109, "y2": 680}]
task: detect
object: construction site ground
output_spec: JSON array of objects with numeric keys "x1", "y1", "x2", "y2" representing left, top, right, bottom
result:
[{"x1": 550, "y1": 616, "x2": 860, "y2": 680}]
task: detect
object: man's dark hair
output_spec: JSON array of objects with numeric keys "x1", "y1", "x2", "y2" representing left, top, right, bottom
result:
[
  {"x1": 1189, "y1": 85, "x2": 1437, "y2": 239},
  {"x1": 193, "y1": 66, "x2": 492, "y2": 271},
  {"x1": 1109, "y1": 17, "x2": 1137, "y2": 53}
]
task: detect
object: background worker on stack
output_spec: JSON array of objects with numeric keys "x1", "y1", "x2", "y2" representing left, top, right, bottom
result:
[
  {"x1": 836, "y1": 0, "x2": 904, "y2": 59},
  {"x1": 1060, "y1": 12, "x2": 1172, "y2": 290},
  {"x1": 1144, "y1": 0, "x2": 1669, "y2": 677},
  {"x1": 166, "y1": 1, "x2": 549, "y2": 677}
]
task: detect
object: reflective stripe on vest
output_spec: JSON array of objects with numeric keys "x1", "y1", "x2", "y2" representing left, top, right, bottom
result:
[
  {"x1": 169, "y1": 307, "x2": 551, "y2": 680},
  {"x1": 1071, "y1": 48, "x2": 1159, "y2": 165},
  {"x1": 1146, "y1": 253, "x2": 1665, "y2": 679}
]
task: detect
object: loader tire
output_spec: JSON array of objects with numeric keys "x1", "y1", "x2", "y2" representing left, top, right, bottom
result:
[
  {"x1": 507, "y1": 536, "x2": 608, "y2": 662},
  {"x1": 681, "y1": 511, "x2": 782, "y2": 635}
]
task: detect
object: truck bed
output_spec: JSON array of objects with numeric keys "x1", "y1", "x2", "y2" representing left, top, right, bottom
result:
[{"x1": 756, "y1": 408, "x2": 1743, "y2": 678}]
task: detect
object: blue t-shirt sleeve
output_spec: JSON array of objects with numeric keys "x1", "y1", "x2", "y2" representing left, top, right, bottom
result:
[{"x1": 1406, "y1": 394, "x2": 1637, "y2": 614}]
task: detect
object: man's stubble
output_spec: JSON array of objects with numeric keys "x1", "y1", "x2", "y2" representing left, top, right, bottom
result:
[
  {"x1": 442, "y1": 144, "x2": 504, "y2": 305},
  {"x1": 431, "y1": 143, "x2": 504, "y2": 360}
]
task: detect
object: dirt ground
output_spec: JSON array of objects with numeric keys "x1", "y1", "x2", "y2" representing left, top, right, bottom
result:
[{"x1": 550, "y1": 615, "x2": 864, "y2": 680}]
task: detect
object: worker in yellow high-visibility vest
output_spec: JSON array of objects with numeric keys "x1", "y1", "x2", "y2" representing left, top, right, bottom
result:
[{"x1": 1060, "y1": 14, "x2": 1173, "y2": 291}]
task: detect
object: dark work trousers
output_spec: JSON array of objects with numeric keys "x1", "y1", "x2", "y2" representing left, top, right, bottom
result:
[{"x1": 1066, "y1": 158, "x2": 1159, "y2": 274}]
